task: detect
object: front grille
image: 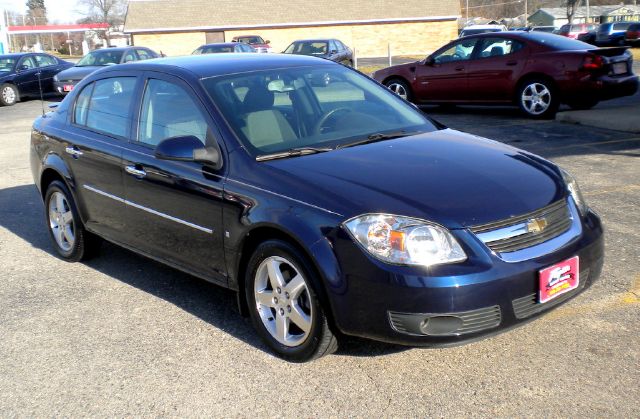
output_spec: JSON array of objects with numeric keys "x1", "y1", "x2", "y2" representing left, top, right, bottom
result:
[
  {"x1": 470, "y1": 199, "x2": 572, "y2": 253},
  {"x1": 512, "y1": 269, "x2": 589, "y2": 319},
  {"x1": 388, "y1": 305, "x2": 501, "y2": 336}
]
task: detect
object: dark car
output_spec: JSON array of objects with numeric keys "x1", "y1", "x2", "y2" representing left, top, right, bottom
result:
[
  {"x1": 596, "y1": 21, "x2": 634, "y2": 45},
  {"x1": 373, "y1": 32, "x2": 638, "y2": 118},
  {"x1": 283, "y1": 39, "x2": 353, "y2": 66},
  {"x1": 192, "y1": 42, "x2": 256, "y2": 54},
  {"x1": 0, "y1": 53, "x2": 73, "y2": 106},
  {"x1": 530, "y1": 26, "x2": 556, "y2": 33},
  {"x1": 577, "y1": 30, "x2": 597, "y2": 45},
  {"x1": 30, "y1": 54, "x2": 604, "y2": 362},
  {"x1": 231, "y1": 35, "x2": 272, "y2": 53},
  {"x1": 53, "y1": 46, "x2": 159, "y2": 94},
  {"x1": 625, "y1": 23, "x2": 640, "y2": 46}
]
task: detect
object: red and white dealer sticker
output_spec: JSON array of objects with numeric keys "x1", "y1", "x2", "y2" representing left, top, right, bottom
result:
[{"x1": 539, "y1": 256, "x2": 580, "y2": 303}]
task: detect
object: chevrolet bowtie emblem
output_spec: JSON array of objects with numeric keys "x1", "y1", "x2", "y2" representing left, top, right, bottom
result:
[{"x1": 527, "y1": 217, "x2": 548, "y2": 234}]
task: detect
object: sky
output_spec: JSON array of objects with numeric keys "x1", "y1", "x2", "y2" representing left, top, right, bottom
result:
[{"x1": 0, "y1": 0, "x2": 82, "y2": 24}]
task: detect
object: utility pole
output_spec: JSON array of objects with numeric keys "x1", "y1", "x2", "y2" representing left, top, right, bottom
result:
[
  {"x1": 466, "y1": 0, "x2": 469, "y2": 25},
  {"x1": 524, "y1": 0, "x2": 528, "y2": 26},
  {"x1": 586, "y1": 0, "x2": 590, "y2": 22}
]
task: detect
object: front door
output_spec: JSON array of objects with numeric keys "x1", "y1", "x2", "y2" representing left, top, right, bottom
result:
[
  {"x1": 414, "y1": 37, "x2": 479, "y2": 103},
  {"x1": 122, "y1": 73, "x2": 227, "y2": 284},
  {"x1": 466, "y1": 37, "x2": 528, "y2": 102},
  {"x1": 14, "y1": 55, "x2": 40, "y2": 95}
]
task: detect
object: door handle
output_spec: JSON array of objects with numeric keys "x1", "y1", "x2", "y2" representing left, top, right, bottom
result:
[
  {"x1": 506, "y1": 61, "x2": 518, "y2": 66},
  {"x1": 65, "y1": 145, "x2": 83, "y2": 158},
  {"x1": 455, "y1": 66, "x2": 465, "y2": 72},
  {"x1": 125, "y1": 165, "x2": 147, "y2": 178}
]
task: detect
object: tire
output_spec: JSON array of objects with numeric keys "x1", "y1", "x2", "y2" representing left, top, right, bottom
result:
[
  {"x1": 0, "y1": 83, "x2": 19, "y2": 106},
  {"x1": 384, "y1": 78, "x2": 413, "y2": 102},
  {"x1": 516, "y1": 78, "x2": 559, "y2": 119},
  {"x1": 567, "y1": 99, "x2": 599, "y2": 110},
  {"x1": 44, "y1": 180, "x2": 101, "y2": 262},
  {"x1": 245, "y1": 240, "x2": 337, "y2": 362}
]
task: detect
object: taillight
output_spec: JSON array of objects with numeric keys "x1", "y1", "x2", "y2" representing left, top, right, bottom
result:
[
  {"x1": 582, "y1": 54, "x2": 604, "y2": 70},
  {"x1": 628, "y1": 31, "x2": 640, "y2": 39}
]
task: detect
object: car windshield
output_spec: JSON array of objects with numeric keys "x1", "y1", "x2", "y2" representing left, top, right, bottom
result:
[
  {"x1": 460, "y1": 28, "x2": 501, "y2": 36},
  {"x1": 526, "y1": 32, "x2": 592, "y2": 49},
  {"x1": 76, "y1": 50, "x2": 124, "y2": 66},
  {"x1": 238, "y1": 36, "x2": 264, "y2": 44},
  {"x1": 195, "y1": 45, "x2": 235, "y2": 54},
  {"x1": 0, "y1": 57, "x2": 17, "y2": 72},
  {"x1": 201, "y1": 65, "x2": 435, "y2": 157},
  {"x1": 284, "y1": 42, "x2": 328, "y2": 55}
]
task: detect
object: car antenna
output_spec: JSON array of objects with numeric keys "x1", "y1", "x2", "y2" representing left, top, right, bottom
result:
[{"x1": 36, "y1": 69, "x2": 46, "y2": 117}]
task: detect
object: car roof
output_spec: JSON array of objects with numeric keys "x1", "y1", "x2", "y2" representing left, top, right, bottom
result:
[
  {"x1": 88, "y1": 47, "x2": 134, "y2": 52},
  {"x1": 111, "y1": 53, "x2": 334, "y2": 78},
  {"x1": 0, "y1": 53, "x2": 31, "y2": 58},
  {"x1": 200, "y1": 42, "x2": 243, "y2": 47},
  {"x1": 463, "y1": 24, "x2": 505, "y2": 29}
]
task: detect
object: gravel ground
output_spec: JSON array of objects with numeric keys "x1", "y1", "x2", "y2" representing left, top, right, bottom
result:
[{"x1": 0, "y1": 94, "x2": 638, "y2": 417}]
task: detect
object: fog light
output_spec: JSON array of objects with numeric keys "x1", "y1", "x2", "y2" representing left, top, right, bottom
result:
[{"x1": 420, "y1": 315, "x2": 464, "y2": 336}]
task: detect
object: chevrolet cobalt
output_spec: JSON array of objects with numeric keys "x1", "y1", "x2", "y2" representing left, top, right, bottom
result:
[{"x1": 30, "y1": 54, "x2": 604, "y2": 361}]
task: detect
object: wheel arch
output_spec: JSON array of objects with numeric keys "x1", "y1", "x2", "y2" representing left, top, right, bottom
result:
[{"x1": 514, "y1": 72, "x2": 559, "y2": 103}]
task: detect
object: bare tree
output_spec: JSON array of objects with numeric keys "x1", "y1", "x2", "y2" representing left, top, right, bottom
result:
[
  {"x1": 76, "y1": 0, "x2": 126, "y2": 46},
  {"x1": 565, "y1": 0, "x2": 583, "y2": 24}
]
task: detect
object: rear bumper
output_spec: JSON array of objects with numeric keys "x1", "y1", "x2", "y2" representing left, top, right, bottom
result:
[
  {"x1": 326, "y1": 208, "x2": 604, "y2": 347},
  {"x1": 53, "y1": 80, "x2": 78, "y2": 95},
  {"x1": 561, "y1": 74, "x2": 638, "y2": 102}
]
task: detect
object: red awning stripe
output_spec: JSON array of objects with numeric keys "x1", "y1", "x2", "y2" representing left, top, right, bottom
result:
[{"x1": 8, "y1": 23, "x2": 110, "y2": 33}]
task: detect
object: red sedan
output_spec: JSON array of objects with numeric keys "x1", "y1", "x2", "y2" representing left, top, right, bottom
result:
[{"x1": 373, "y1": 32, "x2": 638, "y2": 118}]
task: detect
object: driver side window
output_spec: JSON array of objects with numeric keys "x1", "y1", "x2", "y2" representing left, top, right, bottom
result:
[
  {"x1": 433, "y1": 39, "x2": 478, "y2": 64},
  {"x1": 19, "y1": 56, "x2": 36, "y2": 69}
]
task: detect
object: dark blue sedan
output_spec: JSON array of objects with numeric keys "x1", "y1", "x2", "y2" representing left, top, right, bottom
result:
[
  {"x1": 29, "y1": 54, "x2": 604, "y2": 361},
  {"x1": 0, "y1": 53, "x2": 73, "y2": 106}
]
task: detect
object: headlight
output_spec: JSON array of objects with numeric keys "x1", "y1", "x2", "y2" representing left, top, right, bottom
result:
[
  {"x1": 53, "y1": 74, "x2": 58, "y2": 81},
  {"x1": 561, "y1": 169, "x2": 588, "y2": 216},
  {"x1": 344, "y1": 214, "x2": 466, "y2": 267}
]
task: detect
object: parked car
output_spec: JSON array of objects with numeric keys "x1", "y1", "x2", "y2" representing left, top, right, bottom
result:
[
  {"x1": 558, "y1": 23, "x2": 597, "y2": 39},
  {"x1": 577, "y1": 30, "x2": 597, "y2": 45},
  {"x1": 53, "y1": 46, "x2": 159, "y2": 94},
  {"x1": 30, "y1": 53, "x2": 604, "y2": 361},
  {"x1": 0, "y1": 53, "x2": 73, "y2": 106},
  {"x1": 192, "y1": 42, "x2": 256, "y2": 54},
  {"x1": 596, "y1": 21, "x2": 634, "y2": 45},
  {"x1": 624, "y1": 23, "x2": 640, "y2": 46},
  {"x1": 459, "y1": 24, "x2": 506, "y2": 37},
  {"x1": 231, "y1": 35, "x2": 272, "y2": 53},
  {"x1": 283, "y1": 39, "x2": 353, "y2": 66},
  {"x1": 373, "y1": 32, "x2": 638, "y2": 118},
  {"x1": 530, "y1": 26, "x2": 557, "y2": 33}
]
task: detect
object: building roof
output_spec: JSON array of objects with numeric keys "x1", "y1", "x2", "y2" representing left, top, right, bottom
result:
[
  {"x1": 532, "y1": 5, "x2": 640, "y2": 19},
  {"x1": 124, "y1": 0, "x2": 460, "y2": 33}
]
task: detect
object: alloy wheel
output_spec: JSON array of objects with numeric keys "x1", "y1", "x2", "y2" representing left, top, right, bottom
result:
[
  {"x1": 521, "y1": 82, "x2": 551, "y2": 115},
  {"x1": 253, "y1": 256, "x2": 313, "y2": 347},
  {"x1": 387, "y1": 82, "x2": 408, "y2": 100},
  {"x1": 48, "y1": 191, "x2": 75, "y2": 252},
  {"x1": 2, "y1": 86, "x2": 16, "y2": 104}
]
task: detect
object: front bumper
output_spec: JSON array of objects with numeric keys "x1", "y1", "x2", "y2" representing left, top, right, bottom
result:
[{"x1": 326, "y1": 208, "x2": 604, "y2": 346}]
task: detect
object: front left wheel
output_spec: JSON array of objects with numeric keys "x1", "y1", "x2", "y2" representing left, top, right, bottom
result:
[
  {"x1": 0, "y1": 83, "x2": 18, "y2": 106},
  {"x1": 245, "y1": 240, "x2": 338, "y2": 362}
]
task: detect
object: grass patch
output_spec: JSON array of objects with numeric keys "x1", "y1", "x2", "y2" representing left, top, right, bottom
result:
[{"x1": 630, "y1": 47, "x2": 640, "y2": 61}]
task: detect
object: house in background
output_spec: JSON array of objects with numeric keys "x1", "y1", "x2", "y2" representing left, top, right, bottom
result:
[
  {"x1": 528, "y1": 5, "x2": 640, "y2": 28},
  {"x1": 124, "y1": 0, "x2": 461, "y2": 58}
]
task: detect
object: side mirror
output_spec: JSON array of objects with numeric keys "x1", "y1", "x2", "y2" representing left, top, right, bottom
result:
[
  {"x1": 155, "y1": 136, "x2": 222, "y2": 169},
  {"x1": 266, "y1": 40, "x2": 271, "y2": 44},
  {"x1": 330, "y1": 49, "x2": 338, "y2": 54},
  {"x1": 425, "y1": 56, "x2": 435, "y2": 66},
  {"x1": 18, "y1": 64, "x2": 30, "y2": 71}
]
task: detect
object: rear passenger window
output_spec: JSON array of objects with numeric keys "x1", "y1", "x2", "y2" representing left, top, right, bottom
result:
[
  {"x1": 138, "y1": 79, "x2": 208, "y2": 147},
  {"x1": 76, "y1": 77, "x2": 136, "y2": 138},
  {"x1": 477, "y1": 38, "x2": 524, "y2": 58}
]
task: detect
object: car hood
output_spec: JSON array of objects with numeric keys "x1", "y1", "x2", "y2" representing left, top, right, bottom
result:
[
  {"x1": 55, "y1": 65, "x2": 101, "y2": 81},
  {"x1": 255, "y1": 129, "x2": 565, "y2": 228}
]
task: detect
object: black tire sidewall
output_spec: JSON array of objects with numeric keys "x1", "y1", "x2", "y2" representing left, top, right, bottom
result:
[
  {"x1": 0, "y1": 83, "x2": 18, "y2": 106},
  {"x1": 44, "y1": 180, "x2": 86, "y2": 261},
  {"x1": 245, "y1": 240, "x2": 327, "y2": 362},
  {"x1": 517, "y1": 79, "x2": 558, "y2": 119},
  {"x1": 385, "y1": 78, "x2": 413, "y2": 102}
]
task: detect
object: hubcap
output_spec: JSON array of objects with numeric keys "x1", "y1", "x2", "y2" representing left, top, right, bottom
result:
[
  {"x1": 2, "y1": 86, "x2": 16, "y2": 104},
  {"x1": 48, "y1": 192, "x2": 75, "y2": 251},
  {"x1": 521, "y1": 83, "x2": 551, "y2": 115},
  {"x1": 387, "y1": 82, "x2": 408, "y2": 100},
  {"x1": 254, "y1": 256, "x2": 313, "y2": 347}
]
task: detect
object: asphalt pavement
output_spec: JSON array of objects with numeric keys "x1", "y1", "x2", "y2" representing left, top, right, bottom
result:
[{"x1": 0, "y1": 95, "x2": 638, "y2": 416}]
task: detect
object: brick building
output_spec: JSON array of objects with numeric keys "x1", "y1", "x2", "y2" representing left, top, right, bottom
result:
[{"x1": 124, "y1": 0, "x2": 460, "y2": 58}]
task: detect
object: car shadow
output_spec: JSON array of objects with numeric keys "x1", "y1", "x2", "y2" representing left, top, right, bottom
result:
[{"x1": 0, "y1": 183, "x2": 407, "y2": 359}]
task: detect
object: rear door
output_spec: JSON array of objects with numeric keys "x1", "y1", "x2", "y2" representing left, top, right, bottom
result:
[
  {"x1": 414, "y1": 37, "x2": 479, "y2": 102},
  {"x1": 33, "y1": 54, "x2": 59, "y2": 90},
  {"x1": 121, "y1": 72, "x2": 227, "y2": 284},
  {"x1": 62, "y1": 74, "x2": 140, "y2": 241},
  {"x1": 466, "y1": 37, "x2": 528, "y2": 102}
]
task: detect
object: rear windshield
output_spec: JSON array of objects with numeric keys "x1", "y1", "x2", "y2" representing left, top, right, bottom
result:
[
  {"x1": 76, "y1": 49, "x2": 124, "y2": 66},
  {"x1": 0, "y1": 56, "x2": 17, "y2": 72},
  {"x1": 460, "y1": 28, "x2": 501, "y2": 36},
  {"x1": 284, "y1": 42, "x2": 329, "y2": 55},
  {"x1": 526, "y1": 32, "x2": 592, "y2": 50},
  {"x1": 236, "y1": 36, "x2": 264, "y2": 44},
  {"x1": 195, "y1": 45, "x2": 235, "y2": 54}
]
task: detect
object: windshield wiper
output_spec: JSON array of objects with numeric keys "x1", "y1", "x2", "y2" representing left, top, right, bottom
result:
[
  {"x1": 256, "y1": 146, "x2": 333, "y2": 162},
  {"x1": 336, "y1": 130, "x2": 421, "y2": 150}
]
